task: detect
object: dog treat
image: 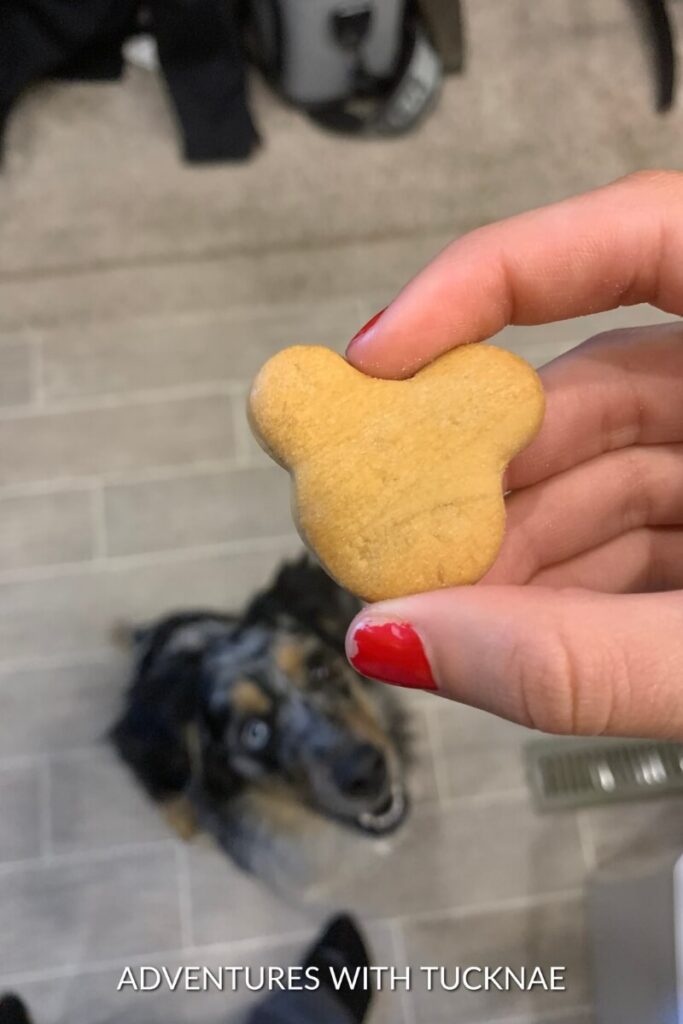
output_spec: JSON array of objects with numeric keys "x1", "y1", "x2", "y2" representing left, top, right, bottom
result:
[{"x1": 249, "y1": 344, "x2": 544, "y2": 602}]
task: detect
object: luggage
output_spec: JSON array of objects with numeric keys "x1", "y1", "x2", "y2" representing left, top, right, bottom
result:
[{"x1": 246, "y1": 0, "x2": 465, "y2": 135}]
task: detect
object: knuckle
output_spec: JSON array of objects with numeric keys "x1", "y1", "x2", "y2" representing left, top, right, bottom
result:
[
  {"x1": 503, "y1": 629, "x2": 578, "y2": 734},
  {"x1": 504, "y1": 606, "x2": 628, "y2": 736},
  {"x1": 575, "y1": 326, "x2": 640, "y2": 353},
  {"x1": 616, "y1": 448, "x2": 652, "y2": 531}
]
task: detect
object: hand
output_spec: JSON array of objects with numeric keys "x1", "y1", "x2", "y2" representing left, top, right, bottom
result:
[{"x1": 344, "y1": 171, "x2": 683, "y2": 739}]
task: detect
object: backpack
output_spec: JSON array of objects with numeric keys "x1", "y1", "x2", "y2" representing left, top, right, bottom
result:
[{"x1": 245, "y1": 0, "x2": 465, "y2": 136}]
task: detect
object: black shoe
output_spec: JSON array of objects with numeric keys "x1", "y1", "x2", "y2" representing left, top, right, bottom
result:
[
  {"x1": 303, "y1": 913, "x2": 373, "y2": 1023},
  {"x1": 0, "y1": 995, "x2": 32, "y2": 1024}
]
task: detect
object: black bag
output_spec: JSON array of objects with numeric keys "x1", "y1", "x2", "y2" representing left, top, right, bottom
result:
[{"x1": 0, "y1": 0, "x2": 259, "y2": 163}]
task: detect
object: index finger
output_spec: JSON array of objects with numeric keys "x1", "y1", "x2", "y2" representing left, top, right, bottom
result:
[{"x1": 346, "y1": 171, "x2": 683, "y2": 378}]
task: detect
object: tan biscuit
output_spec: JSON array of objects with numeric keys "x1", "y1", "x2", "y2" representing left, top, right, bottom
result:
[{"x1": 248, "y1": 344, "x2": 544, "y2": 602}]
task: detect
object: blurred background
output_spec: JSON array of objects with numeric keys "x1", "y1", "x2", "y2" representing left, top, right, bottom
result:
[{"x1": 2, "y1": 1, "x2": 683, "y2": 1022}]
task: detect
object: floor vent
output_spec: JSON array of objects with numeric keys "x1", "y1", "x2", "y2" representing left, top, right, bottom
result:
[{"x1": 525, "y1": 738, "x2": 683, "y2": 811}]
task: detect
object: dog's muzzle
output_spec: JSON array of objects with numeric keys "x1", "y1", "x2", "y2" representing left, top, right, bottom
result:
[
  {"x1": 356, "y1": 782, "x2": 409, "y2": 835},
  {"x1": 325, "y1": 741, "x2": 409, "y2": 835}
]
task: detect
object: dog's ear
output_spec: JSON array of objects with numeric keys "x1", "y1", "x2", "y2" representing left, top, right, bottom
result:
[
  {"x1": 0, "y1": 994, "x2": 33, "y2": 1024},
  {"x1": 110, "y1": 646, "x2": 205, "y2": 802},
  {"x1": 126, "y1": 612, "x2": 234, "y2": 681},
  {"x1": 246, "y1": 555, "x2": 360, "y2": 652},
  {"x1": 112, "y1": 613, "x2": 244, "y2": 803},
  {"x1": 110, "y1": 703, "x2": 193, "y2": 802}
]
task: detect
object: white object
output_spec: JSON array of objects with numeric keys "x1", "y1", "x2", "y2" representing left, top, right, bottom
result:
[
  {"x1": 589, "y1": 850, "x2": 682, "y2": 1023},
  {"x1": 123, "y1": 34, "x2": 159, "y2": 72}
]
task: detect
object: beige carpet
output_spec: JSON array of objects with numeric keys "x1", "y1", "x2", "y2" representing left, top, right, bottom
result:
[{"x1": 2, "y1": 0, "x2": 683, "y2": 279}]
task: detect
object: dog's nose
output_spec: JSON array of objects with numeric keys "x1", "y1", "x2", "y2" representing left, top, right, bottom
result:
[{"x1": 332, "y1": 743, "x2": 388, "y2": 800}]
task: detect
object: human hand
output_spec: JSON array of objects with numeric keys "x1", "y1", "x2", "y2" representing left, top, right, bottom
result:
[{"x1": 344, "y1": 171, "x2": 683, "y2": 739}]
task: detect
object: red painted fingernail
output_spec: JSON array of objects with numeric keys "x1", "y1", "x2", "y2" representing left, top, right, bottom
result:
[
  {"x1": 347, "y1": 308, "x2": 386, "y2": 351},
  {"x1": 347, "y1": 621, "x2": 437, "y2": 691}
]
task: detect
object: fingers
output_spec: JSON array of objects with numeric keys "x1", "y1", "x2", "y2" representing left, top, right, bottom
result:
[
  {"x1": 346, "y1": 171, "x2": 683, "y2": 379},
  {"x1": 530, "y1": 527, "x2": 683, "y2": 592},
  {"x1": 486, "y1": 443, "x2": 683, "y2": 585},
  {"x1": 506, "y1": 323, "x2": 683, "y2": 490},
  {"x1": 346, "y1": 586, "x2": 683, "y2": 738}
]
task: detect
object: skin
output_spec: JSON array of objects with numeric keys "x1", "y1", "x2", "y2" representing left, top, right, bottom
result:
[{"x1": 345, "y1": 170, "x2": 683, "y2": 740}]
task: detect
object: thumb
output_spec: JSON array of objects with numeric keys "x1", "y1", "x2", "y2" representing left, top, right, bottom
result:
[{"x1": 345, "y1": 587, "x2": 683, "y2": 738}]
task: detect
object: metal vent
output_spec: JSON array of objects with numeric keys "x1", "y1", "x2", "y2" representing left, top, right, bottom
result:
[{"x1": 525, "y1": 738, "x2": 683, "y2": 812}]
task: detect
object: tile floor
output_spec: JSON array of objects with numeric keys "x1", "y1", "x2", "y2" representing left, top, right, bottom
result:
[
  {"x1": 2, "y1": 1, "x2": 683, "y2": 1021},
  {"x1": 0, "y1": 265, "x2": 679, "y2": 1024}
]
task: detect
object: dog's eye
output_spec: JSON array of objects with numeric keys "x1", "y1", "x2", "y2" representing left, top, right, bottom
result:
[{"x1": 240, "y1": 716, "x2": 271, "y2": 753}]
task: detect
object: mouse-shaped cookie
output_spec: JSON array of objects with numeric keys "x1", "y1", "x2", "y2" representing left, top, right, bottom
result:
[{"x1": 249, "y1": 344, "x2": 544, "y2": 602}]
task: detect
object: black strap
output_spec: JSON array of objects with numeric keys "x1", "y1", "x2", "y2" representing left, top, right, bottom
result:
[
  {"x1": 628, "y1": 0, "x2": 676, "y2": 112},
  {"x1": 149, "y1": 0, "x2": 260, "y2": 162}
]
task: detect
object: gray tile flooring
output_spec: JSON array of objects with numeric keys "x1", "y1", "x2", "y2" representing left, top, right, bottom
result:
[
  {"x1": 402, "y1": 897, "x2": 591, "y2": 1024},
  {"x1": 0, "y1": 279, "x2": 674, "y2": 1024},
  {"x1": 0, "y1": 262, "x2": 613, "y2": 1024},
  {"x1": 3, "y1": 1, "x2": 683, "y2": 1019}
]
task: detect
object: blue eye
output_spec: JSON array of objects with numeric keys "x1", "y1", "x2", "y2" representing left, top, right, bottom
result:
[{"x1": 240, "y1": 717, "x2": 271, "y2": 752}]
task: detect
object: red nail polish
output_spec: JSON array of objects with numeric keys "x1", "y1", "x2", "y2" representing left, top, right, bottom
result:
[
  {"x1": 348, "y1": 308, "x2": 386, "y2": 349},
  {"x1": 348, "y1": 621, "x2": 437, "y2": 691}
]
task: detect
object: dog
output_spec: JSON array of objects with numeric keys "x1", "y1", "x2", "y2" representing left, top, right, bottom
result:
[{"x1": 111, "y1": 556, "x2": 411, "y2": 881}]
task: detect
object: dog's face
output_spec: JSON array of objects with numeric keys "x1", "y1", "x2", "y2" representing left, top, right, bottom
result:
[
  {"x1": 114, "y1": 558, "x2": 412, "y2": 843},
  {"x1": 200, "y1": 625, "x2": 409, "y2": 835}
]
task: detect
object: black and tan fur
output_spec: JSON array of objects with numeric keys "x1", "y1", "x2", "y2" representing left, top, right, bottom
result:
[{"x1": 111, "y1": 556, "x2": 411, "y2": 878}]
